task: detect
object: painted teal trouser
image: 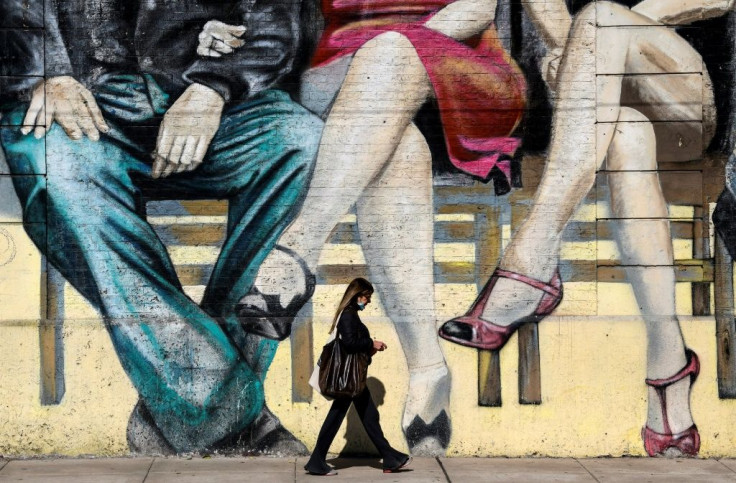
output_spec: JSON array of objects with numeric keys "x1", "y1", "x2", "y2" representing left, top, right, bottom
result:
[{"x1": 0, "y1": 75, "x2": 322, "y2": 452}]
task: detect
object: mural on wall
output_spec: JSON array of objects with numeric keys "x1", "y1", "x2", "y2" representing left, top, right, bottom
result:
[
  {"x1": 1, "y1": 0, "x2": 736, "y2": 459},
  {"x1": 440, "y1": 0, "x2": 736, "y2": 457}
]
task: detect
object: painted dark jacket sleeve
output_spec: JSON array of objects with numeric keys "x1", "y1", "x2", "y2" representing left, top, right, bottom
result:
[
  {"x1": 337, "y1": 309, "x2": 374, "y2": 355},
  {"x1": 44, "y1": 0, "x2": 74, "y2": 78},
  {"x1": 0, "y1": 0, "x2": 72, "y2": 100},
  {"x1": 182, "y1": 0, "x2": 302, "y2": 102}
]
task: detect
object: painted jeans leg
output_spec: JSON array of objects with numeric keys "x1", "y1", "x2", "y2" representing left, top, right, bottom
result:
[
  {"x1": 182, "y1": 92, "x2": 321, "y2": 453},
  {"x1": 0, "y1": 109, "x2": 262, "y2": 453},
  {"x1": 191, "y1": 91, "x2": 322, "y2": 378},
  {"x1": 141, "y1": 90, "x2": 322, "y2": 452}
]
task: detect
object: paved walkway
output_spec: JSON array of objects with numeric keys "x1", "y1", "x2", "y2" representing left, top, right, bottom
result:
[{"x1": 1, "y1": 456, "x2": 736, "y2": 482}]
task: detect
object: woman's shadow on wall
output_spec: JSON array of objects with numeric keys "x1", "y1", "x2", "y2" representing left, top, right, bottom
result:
[{"x1": 328, "y1": 377, "x2": 386, "y2": 470}]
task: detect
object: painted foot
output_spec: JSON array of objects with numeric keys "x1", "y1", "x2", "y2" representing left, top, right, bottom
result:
[
  {"x1": 439, "y1": 269, "x2": 562, "y2": 350},
  {"x1": 404, "y1": 411, "x2": 451, "y2": 456},
  {"x1": 402, "y1": 364, "x2": 451, "y2": 455},
  {"x1": 126, "y1": 401, "x2": 306, "y2": 456},
  {"x1": 642, "y1": 349, "x2": 700, "y2": 457},
  {"x1": 232, "y1": 405, "x2": 309, "y2": 456},
  {"x1": 126, "y1": 401, "x2": 175, "y2": 455},
  {"x1": 236, "y1": 246, "x2": 315, "y2": 341}
]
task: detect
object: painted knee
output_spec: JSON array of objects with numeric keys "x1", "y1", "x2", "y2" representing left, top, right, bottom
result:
[
  {"x1": 351, "y1": 31, "x2": 429, "y2": 95},
  {"x1": 356, "y1": 31, "x2": 416, "y2": 62},
  {"x1": 571, "y1": 2, "x2": 598, "y2": 34},
  {"x1": 44, "y1": 126, "x2": 134, "y2": 202},
  {"x1": 287, "y1": 111, "x2": 323, "y2": 170},
  {"x1": 252, "y1": 111, "x2": 322, "y2": 193},
  {"x1": 593, "y1": 1, "x2": 643, "y2": 25},
  {"x1": 607, "y1": 108, "x2": 656, "y2": 171}
]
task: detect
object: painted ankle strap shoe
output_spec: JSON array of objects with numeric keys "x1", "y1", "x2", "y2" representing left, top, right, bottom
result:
[
  {"x1": 236, "y1": 245, "x2": 316, "y2": 341},
  {"x1": 642, "y1": 348, "x2": 700, "y2": 457},
  {"x1": 438, "y1": 268, "x2": 562, "y2": 351}
]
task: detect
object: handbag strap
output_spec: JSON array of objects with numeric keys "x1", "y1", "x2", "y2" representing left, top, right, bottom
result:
[{"x1": 329, "y1": 309, "x2": 345, "y2": 336}]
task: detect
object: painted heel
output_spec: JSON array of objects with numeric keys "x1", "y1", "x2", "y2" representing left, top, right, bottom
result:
[
  {"x1": 642, "y1": 349, "x2": 700, "y2": 457},
  {"x1": 439, "y1": 268, "x2": 562, "y2": 350}
]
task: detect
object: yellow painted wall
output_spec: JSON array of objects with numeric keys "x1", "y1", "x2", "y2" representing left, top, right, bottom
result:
[{"x1": 1, "y1": 276, "x2": 735, "y2": 457}]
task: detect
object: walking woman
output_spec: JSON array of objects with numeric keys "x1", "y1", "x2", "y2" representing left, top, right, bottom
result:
[{"x1": 305, "y1": 278, "x2": 412, "y2": 476}]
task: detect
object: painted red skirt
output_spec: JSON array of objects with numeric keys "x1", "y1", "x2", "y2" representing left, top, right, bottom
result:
[{"x1": 312, "y1": 7, "x2": 527, "y2": 183}]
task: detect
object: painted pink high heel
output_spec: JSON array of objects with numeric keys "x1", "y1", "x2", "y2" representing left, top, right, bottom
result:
[
  {"x1": 438, "y1": 268, "x2": 562, "y2": 351},
  {"x1": 642, "y1": 349, "x2": 700, "y2": 457}
]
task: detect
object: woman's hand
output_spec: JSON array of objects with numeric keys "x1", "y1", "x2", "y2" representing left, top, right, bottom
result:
[
  {"x1": 372, "y1": 340, "x2": 387, "y2": 352},
  {"x1": 197, "y1": 20, "x2": 246, "y2": 57}
]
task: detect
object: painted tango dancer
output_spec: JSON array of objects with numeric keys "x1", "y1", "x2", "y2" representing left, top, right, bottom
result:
[{"x1": 440, "y1": 0, "x2": 736, "y2": 457}]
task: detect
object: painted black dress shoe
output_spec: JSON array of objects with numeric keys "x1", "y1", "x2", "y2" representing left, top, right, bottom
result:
[
  {"x1": 236, "y1": 245, "x2": 316, "y2": 341},
  {"x1": 126, "y1": 400, "x2": 176, "y2": 455},
  {"x1": 218, "y1": 405, "x2": 309, "y2": 456}
]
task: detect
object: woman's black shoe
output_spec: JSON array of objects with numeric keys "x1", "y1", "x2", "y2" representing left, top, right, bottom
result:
[
  {"x1": 304, "y1": 464, "x2": 338, "y2": 476},
  {"x1": 306, "y1": 470, "x2": 338, "y2": 476},
  {"x1": 383, "y1": 455, "x2": 412, "y2": 473}
]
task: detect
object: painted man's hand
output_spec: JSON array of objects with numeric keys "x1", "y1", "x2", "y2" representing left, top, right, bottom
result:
[
  {"x1": 197, "y1": 20, "x2": 246, "y2": 57},
  {"x1": 152, "y1": 83, "x2": 225, "y2": 178},
  {"x1": 21, "y1": 76, "x2": 109, "y2": 140}
]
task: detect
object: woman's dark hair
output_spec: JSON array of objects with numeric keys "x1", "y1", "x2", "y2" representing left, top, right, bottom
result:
[{"x1": 329, "y1": 277, "x2": 374, "y2": 333}]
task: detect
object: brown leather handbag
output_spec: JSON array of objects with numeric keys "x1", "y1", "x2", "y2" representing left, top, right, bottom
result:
[{"x1": 318, "y1": 336, "x2": 369, "y2": 399}]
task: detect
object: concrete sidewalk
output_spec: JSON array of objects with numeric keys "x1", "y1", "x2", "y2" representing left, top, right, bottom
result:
[{"x1": 0, "y1": 456, "x2": 735, "y2": 482}]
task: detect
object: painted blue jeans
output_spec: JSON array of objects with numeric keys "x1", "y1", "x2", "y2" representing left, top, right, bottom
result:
[{"x1": 0, "y1": 75, "x2": 322, "y2": 452}]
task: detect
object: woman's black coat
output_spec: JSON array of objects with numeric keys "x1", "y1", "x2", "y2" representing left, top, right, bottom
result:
[{"x1": 337, "y1": 304, "x2": 373, "y2": 360}]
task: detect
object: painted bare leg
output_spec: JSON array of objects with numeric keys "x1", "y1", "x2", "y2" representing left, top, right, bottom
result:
[
  {"x1": 477, "y1": 4, "x2": 619, "y2": 326},
  {"x1": 473, "y1": 1, "x2": 708, "y2": 330},
  {"x1": 606, "y1": 108, "x2": 694, "y2": 455},
  {"x1": 357, "y1": 124, "x2": 451, "y2": 455},
  {"x1": 252, "y1": 31, "x2": 430, "y2": 308}
]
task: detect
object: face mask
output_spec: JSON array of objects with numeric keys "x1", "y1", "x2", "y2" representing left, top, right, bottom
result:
[{"x1": 356, "y1": 302, "x2": 366, "y2": 310}]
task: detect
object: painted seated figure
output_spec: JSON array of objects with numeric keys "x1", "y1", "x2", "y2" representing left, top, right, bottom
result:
[
  {"x1": 440, "y1": 0, "x2": 735, "y2": 457},
  {"x1": 0, "y1": 0, "x2": 322, "y2": 454}
]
